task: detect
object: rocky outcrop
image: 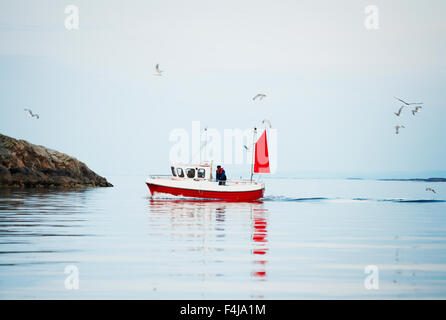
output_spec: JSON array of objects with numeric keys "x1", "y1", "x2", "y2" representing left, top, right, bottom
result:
[{"x1": 0, "y1": 133, "x2": 112, "y2": 188}]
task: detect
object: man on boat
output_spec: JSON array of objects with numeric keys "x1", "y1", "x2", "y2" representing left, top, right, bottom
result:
[{"x1": 216, "y1": 165, "x2": 227, "y2": 185}]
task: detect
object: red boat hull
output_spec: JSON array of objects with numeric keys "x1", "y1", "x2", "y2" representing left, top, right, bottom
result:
[{"x1": 146, "y1": 183, "x2": 264, "y2": 201}]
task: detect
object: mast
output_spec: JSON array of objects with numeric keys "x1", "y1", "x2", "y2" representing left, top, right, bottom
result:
[
  {"x1": 250, "y1": 127, "x2": 257, "y2": 181},
  {"x1": 203, "y1": 127, "x2": 208, "y2": 163}
]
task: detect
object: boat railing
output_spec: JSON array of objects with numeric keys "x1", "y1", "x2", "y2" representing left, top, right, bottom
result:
[
  {"x1": 148, "y1": 174, "x2": 173, "y2": 179},
  {"x1": 148, "y1": 175, "x2": 263, "y2": 185},
  {"x1": 229, "y1": 179, "x2": 264, "y2": 186}
]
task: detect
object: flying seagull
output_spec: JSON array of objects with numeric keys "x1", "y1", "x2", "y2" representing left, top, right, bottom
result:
[
  {"x1": 412, "y1": 106, "x2": 422, "y2": 115},
  {"x1": 262, "y1": 119, "x2": 272, "y2": 128},
  {"x1": 394, "y1": 97, "x2": 423, "y2": 106},
  {"x1": 426, "y1": 187, "x2": 436, "y2": 194},
  {"x1": 395, "y1": 125, "x2": 405, "y2": 134},
  {"x1": 154, "y1": 64, "x2": 163, "y2": 76},
  {"x1": 253, "y1": 93, "x2": 266, "y2": 101},
  {"x1": 394, "y1": 106, "x2": 404, "y2": 117},
  {"x1": 24, "y1": 108, "x2": 39, "y2": 119}
]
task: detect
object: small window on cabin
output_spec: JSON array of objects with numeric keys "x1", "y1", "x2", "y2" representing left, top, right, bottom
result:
[
  {"x1": 186, "y1": 168, "x2": 196, "y2": 178},
  {"x1": 171, "y1": 166, "x2": 177, "y2": 177},
  {"x1": 197, "y1": 168, "x2": 205, "y2": 178},
  {"x1": 177, "y1": 168, "x2": 184, "y2": 177}
]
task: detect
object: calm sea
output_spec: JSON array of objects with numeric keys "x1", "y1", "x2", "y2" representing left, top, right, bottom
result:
[{"x1": 1, "y1": 176, "x2": 445, "y2": 299}]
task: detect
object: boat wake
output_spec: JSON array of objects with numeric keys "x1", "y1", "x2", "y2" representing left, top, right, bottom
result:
[
  {"x1": 261, "y1": 196, "x2": 330, "y2": 202},
  {"x1": 149, "y1": 193, "x2": 210, "y2": 201},
  {"x1": 148, "y1": 193, "x2": 445, "y2": 203},
  {"x1": 262, "y1": 196, "x2": 445, "y2": 203}
]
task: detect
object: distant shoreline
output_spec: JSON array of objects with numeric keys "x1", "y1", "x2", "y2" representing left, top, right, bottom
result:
[
  {"x1": 348, "y1": 177, "x2": 446, "y2": 182},
  {"x1": 377, "y1": 178, "x2": 446, "y2": 182},
  {"x1": 265, "y1": 176, "x2": 446, "y2": 182}
]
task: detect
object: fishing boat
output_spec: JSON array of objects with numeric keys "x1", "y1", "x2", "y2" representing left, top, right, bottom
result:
[{"x1": 146, "y1": 128, "x2": 270, "y2": 201}]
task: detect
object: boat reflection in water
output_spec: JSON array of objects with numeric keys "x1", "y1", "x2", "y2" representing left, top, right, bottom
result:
[
  {"x1": 251, "y1": 207, "x2": 269, "y2": 281},
  {"x1": 147, "y1": 198, "x2": 269, "y2": 295}
]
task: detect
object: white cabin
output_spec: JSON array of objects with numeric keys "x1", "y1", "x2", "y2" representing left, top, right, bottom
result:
[{"x1": 169, "y1": 162, "x2": 214, "y2": 181}]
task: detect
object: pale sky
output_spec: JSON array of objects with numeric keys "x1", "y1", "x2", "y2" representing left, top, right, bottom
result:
[{"x1": 1, "y1": 0, "x2": 445, "y2": 178}]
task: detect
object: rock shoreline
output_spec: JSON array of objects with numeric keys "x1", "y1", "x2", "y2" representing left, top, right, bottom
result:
[{"x1": 0, "y1": 133, "x2": 113, "y2": 188}]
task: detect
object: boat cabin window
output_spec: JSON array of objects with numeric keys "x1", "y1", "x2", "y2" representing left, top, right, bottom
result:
[
  {"x1": 171, "y1": 166, "x2": 177, "y2": 177},
  {"x1": 186, "y1": 168, "x2": 196, "y2": 178},
  {"x1": 197, "y1": 168, "x2": 205, "y2": 178},
  {"x1": 176, "y1": 168, "x2": 184, "y2": 177}
]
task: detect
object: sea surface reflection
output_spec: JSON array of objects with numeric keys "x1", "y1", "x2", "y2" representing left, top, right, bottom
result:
[
  {"x1": 1, "y1": 176, "x2": 446, "y2": 299},
  {"x1": 146, "y1": 200, "x2": 270, "y2": 286}
]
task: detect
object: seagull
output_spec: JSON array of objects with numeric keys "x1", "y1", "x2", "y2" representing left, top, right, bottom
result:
[
  {"x1": 394, "y1": 106, "x2": 404, "y2": 117},
  {"x1": 394, "y1": 97, "x2": 423, "y2": 106},
  {"x1": 253, "y1": 93, "x2": 266, "y2": 101},
  {"x1": 24, "y1": 108, "x2": 39, "y2": 119},
  {"x1": 262, "y1": 119, "x2": 272, "y2": 128},
  {"x1": 426, "y1": 187, "x2": 436, "y2": 194},
  {"x1": 395, "y1": 125, "x2": 405, "y2": 134},
  {"x1": 412, "y1": 106, "x2": 422, "y2": 115},
  {"x1": 154, "y1": 64, "x2": 163, "y2": 76}
]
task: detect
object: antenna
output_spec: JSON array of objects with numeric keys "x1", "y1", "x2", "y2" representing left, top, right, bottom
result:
[
  {"x1": 250, "y1": 127, "x2": 257, "y2": 182},
  {"x1": 203, "y1": 127, "x2": 208, "y2": 163}
]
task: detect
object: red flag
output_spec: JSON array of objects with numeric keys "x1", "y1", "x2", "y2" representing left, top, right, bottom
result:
[{"x1": 254, "y1": 130, "x2": 270, "y2": 174}]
